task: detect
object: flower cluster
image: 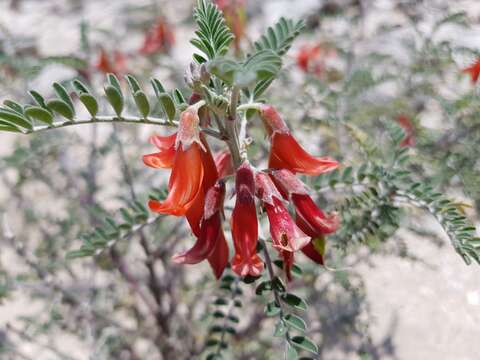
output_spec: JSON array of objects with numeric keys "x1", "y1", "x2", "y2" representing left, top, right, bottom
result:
[{"x1": 144, "y1": 103, "x2": 339, "y2": 280}]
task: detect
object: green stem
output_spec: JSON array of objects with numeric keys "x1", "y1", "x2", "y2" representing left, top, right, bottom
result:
[{"x1": 24, "y1": 115, "x2": 175, "y2": 134}]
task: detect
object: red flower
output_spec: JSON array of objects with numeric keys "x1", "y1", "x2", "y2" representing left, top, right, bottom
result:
[
  {"x1": 139, "y1": 17, "x2": 175, "y2": 55},
  {"x1": 231, "y1": 162, "x2": 264, "y2": 277},
  {"x1": 260, "y1": 105, "x2": 339, "y2": 175},
  {"x1": 95, "y1": 48, "x2": 127, "y2": 76},
  {"x1": 395, "y1": 114, "x2": 415, "y2": 147},
  {"x1": 281, "y1": 250, "x2": 295, "y2": 282},
  {"x1": 271, "y1": 169, "x2": 340, "y2": 236},
  {"x1": 146, "y1": 105, "x2": 218, "y2": 236},
  {"x1": 214, "y1": 150, "x2": 234, "y2": 178},
  {"x1": 296, "y1": 44, "x2": 336, "y2": 76},
  {"x1": 255, "y1": 172, "x2": 309, "y2": 252},
  {"x1": 208, "y1": 231, "x2": 229, "y2": 279},
  {"x1": 462, "y1": 57, "x2": 480, "y2": 83},
  {"x1": 172, "y1": 180, "x2": 226, "y2": 265}
]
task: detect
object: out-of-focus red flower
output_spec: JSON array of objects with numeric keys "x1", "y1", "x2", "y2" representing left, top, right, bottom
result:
[
  {"x1": 172, "y1": 180, "x2": 225, "y2": 265},
  {"x1": 214, "y1": 0, "x2": 246, "y2": 53},
  {"x1": 214, "y1": 150, "x2": 234, "y2": 178},
  {"x1": 260, "y1": 105, "x2": 339, "y2": 175},
  {"x1": 139, "y1": 17, "x2": 175, "y2": 55},
  {"x1": 146, "y1": 105, "x2": 218, "y2": 236},
  {"x1": 231, "y1": 162, "x2": 264, "y2": 277},
  {"x1": 396, "y1": 114, "x2": 415, "y2": 147},
  {"x1": 296, "y1": 44, "x2": 336, "y2": 76},
  {"x1": 271, "y1": 169, "x2": 339, "y2": 235},
  {"x1": 462, "y1": 57, "x2": 480, "y2": 83},
  {"x1": 95, "y1": 48, "x2": 128, "y2": 76},
  {"x1": 255, "y1": 172, "x2": 309, "y2": 252}
]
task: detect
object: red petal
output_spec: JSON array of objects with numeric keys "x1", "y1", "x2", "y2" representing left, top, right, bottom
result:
[
  {"x1": 208, "y1": 230, "x2": 230, "y2": 279},
  {"x1": 292, "y1": 193, "x2": 340, "y2": 235},
  {"x1": 231, "y1": 163, "x2": 264, "y2": 277},
  {"x1": 214, "y1": 150, "x2": 234, "y2": 178},
  {"x1": 142, "y1": 147, "x2": 176, "y2": 169},
  {"x1": 172, "y1": 213, "x2": 221, "y2": 264},
  {"x1": 265, "y1": 198, "x2": 309, "y2": 252},
  {"x1": 269, "y1": 132, "x2": 339, "y2": 175},
  {"x1": 185, "y1": 189, "x2": 204, "y2": 237},
  {"x1": 301, "y1": 238, "x2": 325, "y2": 265},
  {"x1": 281, "y1": 250, "x2": 294, "y2": 282},
  {"x1": 148, "y1": 143, "x2": 204, "y2": 216},
  {"x1": 150, "y1": 133, "x2": 177, "y2": 150}
]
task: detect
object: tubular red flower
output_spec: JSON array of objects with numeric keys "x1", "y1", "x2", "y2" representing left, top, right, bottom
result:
[
  {"x1": 172, "y1": 181, "x2": 225, "y2": 265},
  {"x1": 139, "y1": 17, "x2": 175, "y2": 55},
  {"x1": 214, "y1": 150, "x2": 234, "y2": 178},
  {"x1": 255, "y1": 172, "x2": 309, "y2": 252},
  {"x1": 462, "y1": 57, "x2": 480, "y2": 83},
  {"x1": 231, "y1": 163, "x2": 264, "y2": 277},
  {"x1": 95, "y1": 48, "x2": 127, "y2": 76},
  {"x1": 148, "y1": 106, "x2": 212, "y2": 218},
  {"x1": 260, "y1": 105, "x2": 339, "y2": 175},
  {"x1": 396, "y1": 115, "x2": 415, "y2": 148},
  {"x1": 143, "y1": 133, "x2": 177, "y2": 169},
  {"x1": 271, "y1": 169, "x2": 340, "y2": 235}
]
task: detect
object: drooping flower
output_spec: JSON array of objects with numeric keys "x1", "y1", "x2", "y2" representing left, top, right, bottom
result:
[
  {"x1": 214, "y1": 150, "x2": 234, "y2": 178},
  {"x1": 462, "y1": 57, "x2": 480, "y2": 83},
  {"x1": 139, "y1": 17, "x2": 175, "y2": 55},
  {"x1": 231, "y1": 162, "x2": 264, "y2": 277},
  {"x1": 208, "y1": 231, "x2": 229, "y2": 279},
  {"x1": 255, "y1": 172, "x2": 309, "y2": 252},
  {"x1": 259, "y1": 105, "x2": 339, "y2": 175},
  {"x1": 395, "y1": 114, "x2": 415, "y2": 148},
  {"x1": 271, "y1": 169, "x2": 340, "y2": 236},
  {"x1": 147, "y1": 104, "x2": 218, "y2": 236},
  {"x1": 300, "y1": 236, "x2": 326, "y2": 265},
  {"x1": 95, "y1": 48, "x2": 128, "y2": 76},
  {"x1": 172, "y1": 180, "x2": 225, "y2": 265}
]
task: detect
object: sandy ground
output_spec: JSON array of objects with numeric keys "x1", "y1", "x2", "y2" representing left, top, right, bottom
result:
[{"x1": 1, "y1": 1, "x2": 479, "y2": 359}]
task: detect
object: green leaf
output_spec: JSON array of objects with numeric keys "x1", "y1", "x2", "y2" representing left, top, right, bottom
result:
[
  {"x1": 46, "y1": 99, "x2": 74, "y2": 120},
  {"x1": 134, "y1": 91, "x2": 150, "y2": 118},
  {"x1": 253, "y1": 17, "x2": 305, "y2": 56},
  {"x1": 208, "y1": 57, "x2": 238, "y2": 84},
  {"x1": 24, "y1": 106, "x2": 53, "y2": 125},
  {"x1": 273, "y1": 320, "x2": 287, "y2": 337},
  {"x1": 290, "y1": 336, "x2": 318, "y2": 355},
  {"x1": 0, "y1": 124, "x2": 22, "y2": 133},
  {"x1": 151, "y1": 78, "x2": 166, "y2": 96},
  {"x1": 53, "y1": 82, "x2": 75, "y2": 114},
  {"x1": 105, "y1": 85, "x2": 124, "y2": 116},
  {"x1": 284, "y1": 314, "x2": 306, "y2": 332},
  {"x1": 265, "y1": 300, "x2": 281, "y2": 316},
  {"x1": 191, "y1": 0, "x2": 234, "y2": 59},
  {"x1": 158, "y1": 93, "x2": 176, "y2": 121},
  {"x1": 3, "y1": 100, "x2": 24, "y2": 114},
  {"x1": 72, "y1": 79, "x2": 90, "y2": 94},
  {"x1": 29, "y1": 90, "x2": 50, "y2": 111},
  {"x1": 107, "y1": 73, "x2": 122, "y2": 92},
  {"x1": 125, "y1": 74, "x2": 141, "y2": 93},
  {"x1": 255, "y1": 280, "x2": 272, "y2": 295},
  {"x1": 281, "y1": 293, "x2": 307, "y2": 311},
  {"x1": 0, "y1": 109, "x2": 32, "y2": 130},
  {"x1": 236, "y1": 50, "x2": 281, "y2": 88},
  {"x1": 286, "y1": 343, "x2": 299, "y2": 360},
  {"x1": 79, "y1": 93, "x2": 99, "y2": 117}
]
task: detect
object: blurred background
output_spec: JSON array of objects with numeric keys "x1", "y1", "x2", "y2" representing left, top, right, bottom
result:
[{"x1": 0, "y1": 0, "x2": 479, "y2": 359}]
